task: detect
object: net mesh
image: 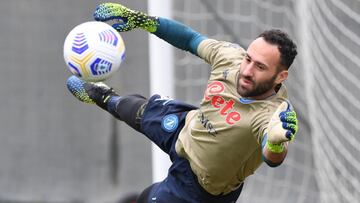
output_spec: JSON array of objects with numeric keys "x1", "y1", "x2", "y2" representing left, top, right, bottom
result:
[
  {"x1": 172, "y1": 0, "x2": 360, "y2": 202},
  {"x1": 305, "y1": 0, "x2": 360, "y2": 202}
]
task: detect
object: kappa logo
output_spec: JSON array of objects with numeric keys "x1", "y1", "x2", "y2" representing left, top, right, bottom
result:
[
  {"x1": 161, "y1": 114, "x2": 179, "y2": 132},
  {"x1": 154, "y1": 95, "x2": 174, "y2": 105},
  {"x1": 223, "y1": 69, "x2": 230, "y2": 79}
]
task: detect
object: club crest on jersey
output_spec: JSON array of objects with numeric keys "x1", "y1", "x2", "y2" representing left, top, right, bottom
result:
[{"x1": 161, "y1": 114, "x2": 179, "y2": 132}]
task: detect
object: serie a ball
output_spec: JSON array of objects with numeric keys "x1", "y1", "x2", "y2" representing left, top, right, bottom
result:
[{"x1": 63, "y1": 21, "x2": 125, "y2": 82}]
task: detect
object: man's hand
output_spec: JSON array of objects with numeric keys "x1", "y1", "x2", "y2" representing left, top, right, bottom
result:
[
  {"x1": 266, "y1": 101, "x2": 298, "y2": 153},
  {"x1": 93, "y1": 2, "x2": 158, "y2": 32}
]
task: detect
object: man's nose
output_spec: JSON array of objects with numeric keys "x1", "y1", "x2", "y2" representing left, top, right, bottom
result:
[{"x1": 242, "y1": 63, "x2": 254, "y2": 77}]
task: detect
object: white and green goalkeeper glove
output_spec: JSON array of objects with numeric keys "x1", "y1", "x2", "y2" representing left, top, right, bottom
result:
[
  {"x1": 266, "y1": 101, "x2": 298, "y2": 153},
  {"x1": 93, "y1": 2, "x2": 158, "y2": 33}
]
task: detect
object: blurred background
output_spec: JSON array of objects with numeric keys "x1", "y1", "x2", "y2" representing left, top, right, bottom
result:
[{"x1": 0, "y1": 0, "x2": 359, "y2": 203}]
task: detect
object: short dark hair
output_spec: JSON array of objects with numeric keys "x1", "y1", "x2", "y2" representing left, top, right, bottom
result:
[{"x1": 258, "y1": 29, "x2": 297, "y2": 70}]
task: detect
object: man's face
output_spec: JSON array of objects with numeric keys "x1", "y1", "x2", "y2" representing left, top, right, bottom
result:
[{"x1": 237, "y1": 37, "x2": 288, "y2": 99}]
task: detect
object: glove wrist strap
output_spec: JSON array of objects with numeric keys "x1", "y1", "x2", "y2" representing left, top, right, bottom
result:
[{"x1": 266, "y1": 140, "x2": 285, "y2": 153}]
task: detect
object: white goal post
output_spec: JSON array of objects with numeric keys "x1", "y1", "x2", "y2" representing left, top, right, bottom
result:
[{"x1": 147, "y1": 0, "x2": 173, "y2": 183}]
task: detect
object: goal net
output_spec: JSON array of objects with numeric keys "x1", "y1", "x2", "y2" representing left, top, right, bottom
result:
[{"x1": 171, "y1": 0, "x2": 360, "y2": 202}]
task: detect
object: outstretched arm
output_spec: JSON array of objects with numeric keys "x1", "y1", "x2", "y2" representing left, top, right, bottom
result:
[
  {"x1": 261, "y1": 134, "x2": 288, "y2": 167},
  {"x1": 262, "y1": 101, "x2": 298, "y2": 167},
  {"x1": 94, "y1": 3, "x2": 207, "y2": 56},
  {"x1": 153, "y1": 17, "x2": 207, "y2": 56}
]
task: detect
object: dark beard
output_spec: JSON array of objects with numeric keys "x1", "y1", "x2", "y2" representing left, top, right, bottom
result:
[{"x1": 237, "y1": 73, "x2": 277, "y2": 98}]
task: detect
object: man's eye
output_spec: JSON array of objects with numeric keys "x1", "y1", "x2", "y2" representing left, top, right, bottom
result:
[{"x1": 257, "y1": 65, "x2": 266, "y2": 70}]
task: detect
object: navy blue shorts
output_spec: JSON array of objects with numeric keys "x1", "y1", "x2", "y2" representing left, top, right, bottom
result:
[{"x1": 139, "y1": 95, "x2": 243, "y2": 203}]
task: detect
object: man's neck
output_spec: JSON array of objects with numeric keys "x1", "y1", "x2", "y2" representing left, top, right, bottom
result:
[{"x1": 248, "y1": 89, "x2": 277, "y2": 100}]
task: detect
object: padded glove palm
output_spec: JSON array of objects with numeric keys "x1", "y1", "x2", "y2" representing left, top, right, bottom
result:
[{"x1": 266, "y1": 101, "x2": 298, "y2": 152}]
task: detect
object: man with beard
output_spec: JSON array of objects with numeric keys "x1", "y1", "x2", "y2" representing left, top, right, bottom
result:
[{"x1": 66, "y1": 3, "x2": 298, "y2": 203}]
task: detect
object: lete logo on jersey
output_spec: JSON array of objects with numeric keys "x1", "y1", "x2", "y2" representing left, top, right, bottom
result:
[
  {"x1": 203, "y1": 81, "x2": 241, "y2": 125},
  {"x1": 161, "y1": 114, "x2": 179, "y2": 132}
]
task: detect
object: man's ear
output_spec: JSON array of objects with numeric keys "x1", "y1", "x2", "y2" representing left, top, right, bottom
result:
[{"x1": 276, "y1": 70, "x2": 288, "y2": 84}]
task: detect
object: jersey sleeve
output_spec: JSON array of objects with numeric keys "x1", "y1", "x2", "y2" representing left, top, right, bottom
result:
[
  {"x1": 197, "y1": 39, "x2": 246, "y2": 71},
  {"x1": 154, "y1": 17, "x2": 207, "y2": 56}
]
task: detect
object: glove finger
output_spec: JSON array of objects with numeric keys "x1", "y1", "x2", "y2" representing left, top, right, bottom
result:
[
  {"x1": 283, "y1": 111, "x2": 296, "y2": 118},
  {"x1": 94, "y1": 3, "x2": 126, "y2": 21},
  {"x1": 282, "y1": 123, "x2": 298, "y2": 134},
  {"x1": 280, "y1": 111, "x2": 297, "y2": 124},
  {"x1": 94, "y1": 13, "x2": 128, "y2": 23},
  {"x1": 285, "y1": 131, "x2": 295, "y2": 140},
  {"x1": 112, "y1": 22, "x2": 133, "y2": 32},
  {"x1": 94, "y1": 4, "x2": 113, "y2": 21}
]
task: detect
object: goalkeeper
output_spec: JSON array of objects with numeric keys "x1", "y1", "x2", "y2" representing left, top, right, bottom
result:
[{"x1": 67, "y1": 3, "x2": 298, "y2": 203}]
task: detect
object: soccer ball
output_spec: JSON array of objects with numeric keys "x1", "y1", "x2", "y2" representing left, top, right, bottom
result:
[{"x1": 63, "y1": 21, "x2": 125, "y2": 82}]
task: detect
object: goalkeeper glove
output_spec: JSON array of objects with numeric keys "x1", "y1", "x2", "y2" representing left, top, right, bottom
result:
[
  {"x1": 266, "y1": 101, "x2": 298, "y2": 153},
  {"x1": 94, "y1": 2, "x2": 158, "y2": 33}
]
